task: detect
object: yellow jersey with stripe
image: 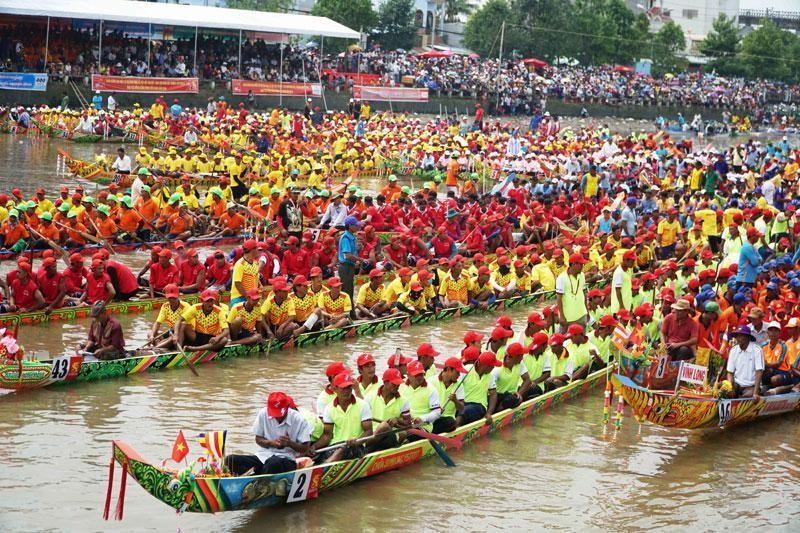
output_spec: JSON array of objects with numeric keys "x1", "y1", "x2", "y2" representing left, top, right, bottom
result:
[
  {"x1": 260, "y1": 294, "x2": 296, "y2": 325},
  {"x1": 182, "y1": 303, "x2": 227, "y2": 335},
  {"x1": 397, "y1": 291, "x2": 428, "y2": 311},
  {"x1": 226, "y1": 301, "x2": 263, "y2": 331},
  {"x1": 290, "y1": 291, "x2": 318, "y2": 322},
  {"x1": 356, "y1": 283, "x2": 385, "y2": 307},
  {"x1": 382, "y1": 278, "x2": 409, "y2": 304},
  {"x1": 318, "y1": 291, "x2": 352, "y2": 314},
  {"x1": 438, "y1": 271, "x2": 472, "y2": 304},
  {"x1": 156, "y1": 301, "x2": 190, "y2": 328},
  {"x1": 231, "y1": 257, "x2": 260, "y2": 300}
]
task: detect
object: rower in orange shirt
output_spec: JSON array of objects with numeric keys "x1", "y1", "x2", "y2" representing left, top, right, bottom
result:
[
  {"x1": 135, "y1": 186, "x2": 159, "y2": 229},
  {"x1": 118, "y1": 196, "x2": 143, "y2": 239},
  {"x1": 206, "y1": 188, "x2": 227, "y2": 219},
  {"x1": 0, "y1": 209, "x2": 30, "y2": 251},
  {"x1": 95, "y1": 205, "x2": 118, "y2": 240},
  {"x1": 212, "y1": 203, "x2": 246, "y2": 237},
  {"x1": 166, "y1": 203, "x2": 194, "y2": 241},
  {"x1": 64, "y1": 212, "x2": 89, "y2": 247},
  {"x1": 33, "y1": 212, "x2": 61, "y2": 246},
  {"x1": 380, "y1": 175, "x2": 401, "y2": 200}
]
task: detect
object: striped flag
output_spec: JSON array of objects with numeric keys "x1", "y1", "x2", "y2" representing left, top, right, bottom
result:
[{"x1": 197, "y1": 430, "x2": 227, "y2": 459}]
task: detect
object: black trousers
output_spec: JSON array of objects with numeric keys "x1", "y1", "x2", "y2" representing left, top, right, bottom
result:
[
  {"x1": 224, "y1": 454, "x2": 297, "y2": 476},
  {"x1": 497, "y1": 392, "x2": 521, "y2": 410},
  {"x1": 432, "y1": 417, "x2": 457, "y2": 434},
  {"x1": 668, "y1": 346, "x2": 694, "y2": 361},
  {"x1": 338, "y1": 262, "x2": 356, "y2": 317}
]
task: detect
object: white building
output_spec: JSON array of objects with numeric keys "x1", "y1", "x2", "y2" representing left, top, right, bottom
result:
[{"x1": 633, "y1": 0, "x2": 741, "y2": 54}]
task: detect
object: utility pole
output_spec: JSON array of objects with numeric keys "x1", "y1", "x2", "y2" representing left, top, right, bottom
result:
[{"x1": 496, "y1": 20, "x2": 505, "y2": 112}]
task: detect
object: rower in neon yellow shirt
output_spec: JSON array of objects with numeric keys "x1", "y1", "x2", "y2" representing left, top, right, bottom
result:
[
  {"x1": 555, "y1": 253, "x2": 589, "y2": 326},
  {"x1": 316, "y1": 372, "x2": 373, "y2": 463}
]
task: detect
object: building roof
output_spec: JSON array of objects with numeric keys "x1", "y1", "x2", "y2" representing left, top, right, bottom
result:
[{"x1": 0, "y1": 0, "x2": 360, "y2": 39}]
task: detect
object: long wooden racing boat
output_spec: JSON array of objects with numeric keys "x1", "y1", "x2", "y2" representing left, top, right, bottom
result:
[
  {"x1": 0, "y1": 234, "x2": 244, "y2": 262},
  {"x1": 612, "y1": 374, "x2": 800, "y2": 430},
  {"x1": 0, "y1": 289, "x2": 551, "y2": 391},
  {"x1": 110, "y1": 366, "x2": 605, "y2": 514}
]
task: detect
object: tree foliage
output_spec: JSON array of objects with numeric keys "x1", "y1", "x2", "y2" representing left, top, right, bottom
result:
[
  {"x1": 739, "y1": 19, "x2": 800, "y2": 82},
  {"x1": 226, "y1": 0, "x2": 292, "y2": 13},
  {"x1": 444, "y1": 0, "x2": 474, "y2": 23},
  {"x1": 652, "y1": 21, "x2": 686, "y2": 74},
  {"x1": 375, "y1": 0, "x2": 417, "y2": 51},
  {"x1": 312, "y1": 0, "x2": 377, "y2": 51},
  {"x1": 699, "y1": 14, "x2": 741, "y2": 75},
  {"x1": 463, "y1": 0, "x2": 512, "y2": 57}
]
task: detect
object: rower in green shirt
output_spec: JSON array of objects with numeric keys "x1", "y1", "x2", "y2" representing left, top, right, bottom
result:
[
  {"x1": 492, "y1": 342, "x2": 533, "y2": 410},
  {"x1": 522, "y1": 332, "x2": 552, "y2": 397},
  {"x1": 365, "y1": 368, "x2": 411, "y2": 452},
  {"x1": 434, "y1": 357, "x2": 467, "y2": 434}
]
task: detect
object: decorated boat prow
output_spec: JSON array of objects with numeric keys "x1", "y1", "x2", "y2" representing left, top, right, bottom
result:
[
  {"x1": 106, "y1": 368, "x2": 605, "y2": 515},
  {"x1": 613, "y1": 373, "x2": 800, "y2": 430}
]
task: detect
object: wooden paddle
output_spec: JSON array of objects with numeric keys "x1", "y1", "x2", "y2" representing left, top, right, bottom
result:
[
  {"x1": 407, "y1": 428, "x2": 462, "y2": 451},
  {"x1": 86, "y1": 216, "x2": 118, "y2": 256},
  {"x1": 175, "y1": 340, "x2": 200, "y2": 377},
  {"x1": 53, "y1": 220, "x2": 107, "y2": 247},
  {"x1": 136, "y1": 329, "x2": 171, "y2": 351},
  {"x1": 23, "y1": 223, "x2": 68, "y2": 263}
]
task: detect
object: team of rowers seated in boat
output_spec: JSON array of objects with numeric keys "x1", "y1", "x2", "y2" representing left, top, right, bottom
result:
[
  {"x1": 223, "y1": 319, "x2": 613, "y2": 476},
  {"x1": 74, "y1": 239, "x2": 552, "y2": 357}
]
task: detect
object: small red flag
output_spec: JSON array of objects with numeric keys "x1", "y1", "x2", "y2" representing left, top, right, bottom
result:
[{"x1": 171, "y1": 430, "x2": 189, "y2": 463}]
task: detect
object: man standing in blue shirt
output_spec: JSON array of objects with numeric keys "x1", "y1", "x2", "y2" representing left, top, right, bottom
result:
[
  {"x1": 91, "y1": 91, "x2": 103, "y2": 111},
  {"x1": 170, "y1": 98, "x2": 183, "y2": 119},
  {"x1": 620, "y1": 197, "x2": 638, "y2": 237},
  {"x1": 338, "y1": 216, "x2": 361, "y2": 314},
  {"x1": 738, "y1": 227, "x2": 762, "y2": 287}
]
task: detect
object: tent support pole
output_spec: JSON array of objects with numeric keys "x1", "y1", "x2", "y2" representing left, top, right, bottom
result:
[
  {"x1": 98, "y1": 20, "x2": 103, "y2": 73},
  {"x1": 279, "y1": 42, "x2": 283, "y2": 107},
  {"x1": 147, "y1": 23, "x2": 152, "y2": 72},
  {"x1": 44, "y1": 17, "x2": 50, "y2": 70},
  {"x1": 319, "y1": 36, "x2": 327, "y2": 112},
  {"x1": 193, "y1": 26, "x2": 198, "y2": 76},
  {"x1": 238, "y1": 29, "x2": 243, "y2": 77}
]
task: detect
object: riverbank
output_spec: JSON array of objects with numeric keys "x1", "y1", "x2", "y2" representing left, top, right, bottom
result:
[{"x1": 1, "y1": 79, "x2": 749, "y2": 122}]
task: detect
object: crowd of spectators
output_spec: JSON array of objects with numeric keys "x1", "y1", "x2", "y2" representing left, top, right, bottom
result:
[{"x1": 2, "y1": 22, "x2": 800, "y2": 113}]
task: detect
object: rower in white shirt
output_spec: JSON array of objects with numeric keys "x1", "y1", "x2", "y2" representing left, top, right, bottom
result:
[
  {"x1": 111, "y1": 147, "x2": 132, "y2": 174},
  {"x1": 727, "y1": 325, "x2": 765, "y2": 399},
  {"x1": 224, "y1": 391, "x2": 312, "y2": 476}
]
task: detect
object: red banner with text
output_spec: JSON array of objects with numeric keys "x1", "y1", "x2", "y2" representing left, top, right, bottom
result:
[
  {"x1": 231, "y1": 79, "x2": 321, "y2": 97},
  {"x1": 92, "y1": 75, "x2": 198, "y2": 93},
  {"x1": 353, "y1": 86, "x2": 429, "y2": 102}
]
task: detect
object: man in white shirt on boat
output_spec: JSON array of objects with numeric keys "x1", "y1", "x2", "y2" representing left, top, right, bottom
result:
[
  {"x1": 224, "y1": 391, "x2": 312, "y2": 476},
  {"x1": 111, "y1": 147, "x2": 132, "y2": 175},
  {"x1": 727, "y1": 326, "x2": 765, "y2": 399}
]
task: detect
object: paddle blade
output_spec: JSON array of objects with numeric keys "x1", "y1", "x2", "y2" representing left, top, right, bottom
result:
[
  {"x1": 407, "y1": 428, "x2": 462, "y2": 450},
  {"x1": 429, "y1": 440, "x2": 456, "y2": 467}
]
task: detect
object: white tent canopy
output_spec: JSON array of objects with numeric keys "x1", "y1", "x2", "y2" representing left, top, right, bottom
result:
[{"x1": 0, "y1": 0, "x2": 360, "y2": 39}]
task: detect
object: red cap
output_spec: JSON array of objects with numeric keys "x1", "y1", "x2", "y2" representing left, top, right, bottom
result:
[
  {"x1": 548, "y1": 333, "x2": 566, "y2": 346},
  {"x1": 410, "y1": 282, "x2": 423, "y2": 291},
  {"x1": 309, "y1": 266, "x2": 323, "y2": 277},
  {"x1": 201, "y1": 289, "x2": 218, "y2": 302},
  {"x1": 369, "y1": 268, "x2": 383, "y2": 279},
  {"x1": 617, "y1": 309, "x2": 632, "y2": 321},
  {"x1": 382, "y1": 368, "x2": 404, "y2": 385},
  {"x1": 527, "y1": 312, "x2": 546, "y2": 326},
  {"x1": 417, "y1": 343, "x2": 440, "y2": 358},
  {"x1": 333, "y1": 372, "x2": 355, "y2": 388},
  {"x1": 158, "y1": 249, "x2": 173, "y2": 259},
  {"x1": 267, "y1": 392, "x2": 291, "y2": 418},
  {"x1": 246, "y1": 288, "x2": 262, "y2": 300},
  {"x1": 497, "y1": 255, "x2": 511, "y2": 266},
  {"x1": 325, "y1": 361, "x2": 349, "y2": 378},
  {"x1": 598, "y1": 314, "x2": 618, "y2": 328},
  {"x1": 69, "y1": 253, "x2": 83, "y2": 264},
  {"x1": 417, "y1": 269, "x2": 433, "y2": 281},
  {"x1": 327, "y1": 277, "x2": 342, "y2": 287},
  {"x1": 566, "y1": 324, "x2": 585, "y2": 337},
  {"x1": 387, "y1": 353, "x2": 413, "y2": 368},
  {"x1": 746, "y1": 227, "x2": 761, "y2": 238},
  {"x1": 443, "y1": 357, "x2": 467, "y2": 373},
  {"x1": 186, "y1": 248, "x2": 198, "y2": 258},
  {"x1": 478, "y1": 266, "x2": 491, "y2": 276},
  {"x1": 398, "y1": 267, "x2": 412, "y2": 277},
  {"x1": 569, "y1": 253, "x2": 588, "y2": 264},
  {"x1": 464, "y1": 330, "x2": 484, "y2": 344},
  {"x1": 684, "y1": 258, "x2": 696, "y2": 268},
  {"x1": 407, "y1": 360, "x2": 426, "y2": 376},
  {"x1": 623, "y1": 250, "x2": 637, "y2": 261},
  {"x1": 462, "y1": 346, "x2": 481, "y2": 363},
  {"x1": 490, "y1": 327, "x2": 513, "y2": 341},
  {"x1": 701, "y1": 249, "x2": 713, "y2": 259},
  {"x1": 528, "y1": 332, "x2": 549, "y2": 350},
  {"x1": 164, "y1": 283, "x2": 180, "y2": 298},
  {"x1": 243, "y1": 239, "x2": 258, "y2": 251},
  {"x1": 496, "y1": 315, "x2": 512, "y2": 328},
  {"x1": 477, "y1": 351, "x2": 502, "y2": 368},
  {"x1": 506, "y1": 342, "x2": 525, "y2": 357},
  {"x1": 42, "y1": 257, "x2": 56, "y2": 267},
  {"x1": 357, "y1": 353, "x2": 375, "y2": 366}
]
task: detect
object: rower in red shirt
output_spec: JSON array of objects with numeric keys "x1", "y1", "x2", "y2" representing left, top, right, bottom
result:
[
  {"x1": 206, "y1": 249, "x2": 232, "y2": 291},
  {"x1": 8, "y1": 263, "x2": 45, "y2": 312},
  {"x1": 179, "y1": 249, "x2": 206, "y2": 294},
  {"x1": 281, "y1": 236, "x2": 309, "y2": 278},
  {"x1": 62, "y1": 253, "x2": 88, "y2": 300},
  {"x1": 431, "y1": 226, "x2": 455, "y2": 258},
  {"x1": 83, "y1": 259, "x2": 116, "y2": 305},
  {"x1": 94, "y1": 250, "x2": 140, "y2": 300},
  {"x1": 36, "y1": 257, "x2": 67, "y2": 311},
  {"x1": 148, "y1": 249, "x2": 180, "y2": 297}
]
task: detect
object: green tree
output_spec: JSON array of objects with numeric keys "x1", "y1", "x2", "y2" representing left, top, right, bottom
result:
[
  {"x1": 463, "y1": 0, "x2": 514, "y2": 57},
  {"x1": 738, "y1": 19, "x2": 798, "y2": 81},
  {"x1": 312, "y1": 0, "x2": 377, "y2": 50},
  {"x1": 375, "y1": 0, "x2": 416, "y2": 51},
  {"x1": 226, "y1": 0, "x2": 292, "y2": 12},
  {"x1": 444, "y1": 0, "x2": 474, "y2": 23},
  {"x1": 652, "y1": 21, "x2": 686, "y2": 74},
  {"x1": 510, "y1": 0, "x2": 575, "y2": 59},
  {"x1": 699, "y1": 14, "x2": 741, "y2": 75}
]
